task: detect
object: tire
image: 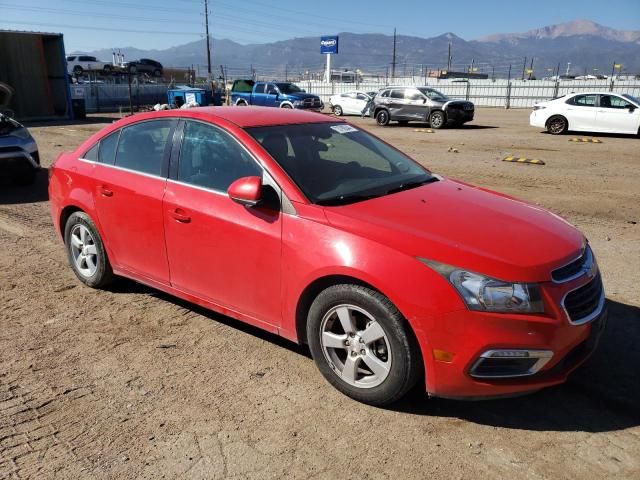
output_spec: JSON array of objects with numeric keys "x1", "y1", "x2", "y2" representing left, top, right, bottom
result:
[
  {"x1": 333, "y1": 105, "x2": 343, "y2": 116},
  {"x1": 546, "y1": 115, "x2": 568, "y2": 135},
  {"x1": 236, "y1": 100, "x2": 248, "y2": 106},
  {"x1": 73, "y1": 66, "x2": 83, "y2": 75},
  {"x1": 281, "y1": 103, "x2": 293, "y2": 109},
  {"x1": 307, "y1": 284, "x2": 422, "y2": 406},
  {"x1": 375, "y1": 109, "x2": 390, "y2": 126},
  {"x1": 429, "y1": 110, "x2": 446, "y2": 129},
  {"x1": 153, "y1": 69, "x2": 162, "y2": 77},
  {"x1": 64, "y1": 212, "x2": 114, "y2": 288}
]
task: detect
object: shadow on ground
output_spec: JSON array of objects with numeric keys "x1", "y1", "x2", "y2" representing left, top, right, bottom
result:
[
  {"x1": 384, "y1": 122, "x2": 499, "y2": 130},
  {"x1": 107, "y1": 277, "x2": 640, "y2": 433},
  {"x1": 542, "y1": 130, "x2": 639, "y2": 139},
  {"x1": 0, "y1": 168, "x2": 49, "y2": 204}
]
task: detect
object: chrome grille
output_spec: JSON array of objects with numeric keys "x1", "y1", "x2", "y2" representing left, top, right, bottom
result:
[
  {"x1": 552, "y1": 246, "x2": 593, "y2": 283},
  {"x1": 562, "y1": 273, "x2": 604, "y2": 325}
]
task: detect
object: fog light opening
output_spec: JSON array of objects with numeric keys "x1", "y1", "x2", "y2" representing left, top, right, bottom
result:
[{"x1": 469, "y1": 349, "x2": 553, "y2": 379}]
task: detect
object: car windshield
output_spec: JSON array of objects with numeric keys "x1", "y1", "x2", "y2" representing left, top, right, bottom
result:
[
  {"x1": 246, "y1": 122, "x2": 436, "y2": 205},
  {"x1": 623, "y1": 94, "x2": 640, "y2": 105},
  {"x1": 276, "y1": 83, "x2": 302, "y2": 94},
  {"x1": 417, "y1": 88, "x2": 449, "y2": 101}
]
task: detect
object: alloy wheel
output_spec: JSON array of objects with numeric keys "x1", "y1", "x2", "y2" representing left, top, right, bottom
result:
[
  {"x1": 319, "y1": 304, "x2": 392, "y2": 388},
  {"x1": 69, "y1": 224, "x2": 98, "y2": 278}
]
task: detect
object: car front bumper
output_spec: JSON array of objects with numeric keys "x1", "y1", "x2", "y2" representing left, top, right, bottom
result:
[
  {"x1": 420, "y1": 294, "x2": 607, "y2": 399},
  {"x1": 446, "y1": 108, "x2": 474, "y2": 123}
]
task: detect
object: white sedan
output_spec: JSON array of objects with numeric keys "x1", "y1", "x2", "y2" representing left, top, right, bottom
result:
[
  {"x1": 329, "y1": 91, "x2": 374, "y2": 116},
  {"x1": 530, "y1": 92, "x2": 640, "y2": 135}
]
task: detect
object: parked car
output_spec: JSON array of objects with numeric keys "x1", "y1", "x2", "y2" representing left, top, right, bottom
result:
[
  {"x1": 66, "y1": 55, "x2": 113, "y2": 75},
  {"x1": 230, "y1": 80, "x2": 322, "y2": 110},
  {"x1": 370, "y1": 86, "x2": 474, "y2": 128},
  {"x1": 0, "y1": 113, "x2": 40, "y2": 185},
  {"x1": 530, "y1": 92, "x2": 640, "y2": 135},
  {"x1": 49, "y1": 107, "x2": 606, "y2": 406},
  {"x1": 123, "y1": 58, "x2": 163, "y2": 77},
  {"x1": 329, "y1": 91, "x2": 372, "y2": 116}
]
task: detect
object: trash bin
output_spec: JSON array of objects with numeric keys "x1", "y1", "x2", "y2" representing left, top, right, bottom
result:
[{"x1": 72, "y1": 98, "x2": 86, "y2": 120}]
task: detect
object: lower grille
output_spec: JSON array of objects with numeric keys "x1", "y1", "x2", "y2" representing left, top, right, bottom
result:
[{"x1": 563, "y1": 273, "x2": 604, "y2": 325}]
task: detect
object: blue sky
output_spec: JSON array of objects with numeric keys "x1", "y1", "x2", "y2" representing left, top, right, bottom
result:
[{"x1": 1, "y1": 0, "x2": 639, "y2": 52}]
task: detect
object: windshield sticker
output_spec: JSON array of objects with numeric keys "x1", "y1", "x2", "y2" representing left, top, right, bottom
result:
[{"x1": 330, "y1": 124, "x2": 359, "y2": 134}]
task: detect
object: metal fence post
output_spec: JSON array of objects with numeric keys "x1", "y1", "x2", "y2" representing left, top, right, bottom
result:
[
  {"x1": 465, "y1": 81, "x2": 470, "y2": 101},
  {"x1": 553, "y1": 78, "x2": 559, "y2": 99}
]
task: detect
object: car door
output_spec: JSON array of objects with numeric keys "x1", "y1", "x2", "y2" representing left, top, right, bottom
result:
[
  {"x1": 251, "y1": 83, "x2": 266, "y2": 106},
  {"x1": 388, "y1": 89, "x2": 410, "y2": 120},
  {"x1": 265, "y1": 83, "x2": 280, "y2": 107},
  {"x1": 595, "y1": 94, "x2": 640, "y2": 134},
  {"x1": 92, "y1": 119, "x2": 176, "y2": 284},
  {"x1": 354, "y1": 93, "x2": 370, "y2": 115},
  {"x1": 163, "y1": 120, "x2": 283, "y2": 327},
  {"x1": 403, "y1": 88, "x2": 428, "y2": 120},
  {"x1": 565, "y1": 94, "x2": 598, "y2": 131}
]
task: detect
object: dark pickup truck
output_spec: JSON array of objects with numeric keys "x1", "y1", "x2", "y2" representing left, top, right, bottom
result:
[{"x1": 230, "y1": 80, "x2": 322, "y2": 110}]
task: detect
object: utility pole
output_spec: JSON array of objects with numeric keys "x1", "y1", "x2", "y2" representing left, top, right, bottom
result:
[
  {"x1": 204, "y1": 0, "x2": 212, "y2": 79},
  {"x1": 521, "y1": 56, "x2": 527, "y2": 80},
  {"x1": 447, "y1": 41, "x2": 452, "y2": 71},
  {"x1": 528, "y1": 57, "x2": 534, "y2": 80},
  {"x1": 391, "y1": 28, "x2": 397, "y2": 80}
]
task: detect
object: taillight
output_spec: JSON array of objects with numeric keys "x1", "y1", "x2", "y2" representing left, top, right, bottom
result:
[{"x1": 533, "y1": 105, "x2": 546, "y2": 111}]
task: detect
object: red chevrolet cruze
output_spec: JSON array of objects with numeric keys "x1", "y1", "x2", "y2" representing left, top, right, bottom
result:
[{"x1": 49, "y1": 107, "x2": 606, "y2": 405}]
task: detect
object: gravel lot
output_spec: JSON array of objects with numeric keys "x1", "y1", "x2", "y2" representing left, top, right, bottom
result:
[{"x1": 1, "y1": 108, "x2": 639, "y2": 479}]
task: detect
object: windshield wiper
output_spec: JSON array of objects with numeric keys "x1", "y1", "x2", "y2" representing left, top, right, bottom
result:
[
  {"x1": 316, "y1": 193, "x2": 383, "y2": 206},
  {"x1": 385, "y1": 177, "x2": 438, "y2": 195}
]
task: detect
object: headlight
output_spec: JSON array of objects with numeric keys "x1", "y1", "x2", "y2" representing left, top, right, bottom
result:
[
  {"x1": 293, "y1": 100, "x2": 303, "y2": 106},
  {"x1": 419, "y1": 258, "x2": 544, "y2": 313}
]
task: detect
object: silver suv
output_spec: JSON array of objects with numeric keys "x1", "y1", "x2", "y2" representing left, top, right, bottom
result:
[{"x1": 370, "y1": 86, "x2": 474, "y2": 128}]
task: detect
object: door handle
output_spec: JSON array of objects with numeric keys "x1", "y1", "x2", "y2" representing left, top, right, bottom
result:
[
  {"x1": 170, "y1": 208, "x2": 191, "y2": 223},
  {"x1": 99, "y1": 185, "x2": 113, "y2": 197}
]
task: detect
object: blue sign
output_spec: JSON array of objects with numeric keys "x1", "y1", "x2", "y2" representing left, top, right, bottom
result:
[{"x1": 320, "y1": 36, "x2": 339, "y2": 54}]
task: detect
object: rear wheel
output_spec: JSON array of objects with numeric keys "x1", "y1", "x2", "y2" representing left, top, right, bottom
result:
[
  {"x1": 307, "y1": 284, "x2": 422, "y2": 406},
  {"x1": 236, "y1": 100, "x2": 248, "y2": 106},
  {"x1": 333, "y1": 105, "x2": 343, "y2": 116},
  {"x1": 375, "y1": 109, "x2": 390, "y2": 126},
  {"x1": 429, "y1": 110, "x2": 446, "y2": 129},
  {"x1": 64, "y1": 212, "x2": 114, "y2": 288},
  {"x1": 546, "y1": 115, "x2": 568, "y2": 135}
]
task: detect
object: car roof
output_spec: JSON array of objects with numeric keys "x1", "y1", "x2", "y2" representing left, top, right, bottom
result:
[{"x1": 112, "y1": 106, "x2": 340, "y2": 129}]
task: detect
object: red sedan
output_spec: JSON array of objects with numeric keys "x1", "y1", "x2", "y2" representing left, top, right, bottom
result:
[{"x1": 49, "y1": 107, "x2": 606, "y2": 405}]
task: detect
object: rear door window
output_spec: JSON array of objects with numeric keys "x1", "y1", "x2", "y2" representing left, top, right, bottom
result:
[
  {"x1": 99, "y1": 132, "x2": 119, "y2": 165},
  {"x1": 390, "y1": 90, "x2": 405, "y2": 99},
  {"x1": 570, "y1": 95, "x2": 596, "y2": 107},
  {"x1": 114, "y1": 120, "x2": 174, "y2": 176},
  {"x1": 83, "y1": 144, "x2": 99, "y2": 161}
]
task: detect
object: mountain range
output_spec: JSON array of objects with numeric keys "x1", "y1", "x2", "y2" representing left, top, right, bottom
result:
[{"x1": 87, "y1": 20, "x2": 640, "y2": 78}]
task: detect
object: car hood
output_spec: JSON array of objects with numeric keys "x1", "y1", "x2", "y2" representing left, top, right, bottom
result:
[{"x1": 323, "y1": 177, "x2": 584, "y2": 282}]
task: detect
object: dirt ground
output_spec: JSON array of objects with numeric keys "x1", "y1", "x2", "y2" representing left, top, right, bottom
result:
[{"x1": 1, "y1": 108, "x2": 639, "y2": 479}]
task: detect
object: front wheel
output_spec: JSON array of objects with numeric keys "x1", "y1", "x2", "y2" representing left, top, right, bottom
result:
[
  {"x1": 281, "y1": 103, "x2": 293, "y2": 109},
  {"x1": 546, "y1": 115, "x2": 568, "y2": 135},
  {"x1": 375, "y1": 110, "x2": 390, "y2": 126},
  {"x1": 307, "y1": 285, "x2": 422, "y2": 406},
  {"x1": 429, "y1": 110, "x2": 446, "y2": 129},
  {"x1": 64, "y1": 212, "x2": 114, "y2": 288}
]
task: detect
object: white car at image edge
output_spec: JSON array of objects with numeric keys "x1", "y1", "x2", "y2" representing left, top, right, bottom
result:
[
  {"x1": 530, "y1": 92, "x2": 640, "y2": 136},
  {"x1": 329, "y1": 91, "x2": 375, "y2": 116}
]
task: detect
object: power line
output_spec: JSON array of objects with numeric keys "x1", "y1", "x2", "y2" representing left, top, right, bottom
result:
[{"x1": 1, "y1": 20, "x2": 202, "y2": 36}]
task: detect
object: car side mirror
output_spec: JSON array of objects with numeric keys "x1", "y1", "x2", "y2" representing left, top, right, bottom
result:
[
  {"x1": 628, "y1": 105, "x2": 636, "y2": 112},
  {"x1": 227, "y1": 176, "x2": 262, "y2": 207},
  {"x1": 422, "y1": 98, "x2": 427, "y2": 104}
]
